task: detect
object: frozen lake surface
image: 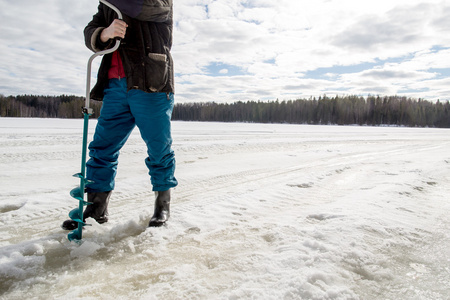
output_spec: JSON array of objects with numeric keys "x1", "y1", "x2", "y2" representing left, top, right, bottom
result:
[{"x1": 0, "y1": 118, "x2": 449, "y2": 299}]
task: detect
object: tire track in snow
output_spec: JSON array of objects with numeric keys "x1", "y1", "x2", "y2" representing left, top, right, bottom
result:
[{"x1": 0, "y1": 141, "x2": 432, "y2": 247}]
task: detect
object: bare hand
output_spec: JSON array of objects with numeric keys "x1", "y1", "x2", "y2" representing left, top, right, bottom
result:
[{"x1": 100, "y1": 19, "x2": 128, "y2": 42}]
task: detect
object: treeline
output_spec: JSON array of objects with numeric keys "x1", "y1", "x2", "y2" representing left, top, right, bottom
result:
[
  {"x1": 173, "y1": 95, "x2": 450, "y2": 128},
  {"x1": 1, "y1": 94, "x2": 449, "y2": 127},
  {"x1": 0, "y1": 95, "x2": 102, "y2": 118}
]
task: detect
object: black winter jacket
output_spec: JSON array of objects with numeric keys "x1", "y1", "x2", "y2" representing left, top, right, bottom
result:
[{"x1": 84, "y1": 0, "x2": 174, "y2": 101}]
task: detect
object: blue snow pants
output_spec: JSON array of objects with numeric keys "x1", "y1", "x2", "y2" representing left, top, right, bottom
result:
[{"x1": 86, "y1": 78, "x2": 178, "y2": 192}]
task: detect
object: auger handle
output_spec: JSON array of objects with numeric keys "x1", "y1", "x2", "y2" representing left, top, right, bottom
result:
[{"x1": 85, "y1": 0, "x2": 123, "y2": 112}]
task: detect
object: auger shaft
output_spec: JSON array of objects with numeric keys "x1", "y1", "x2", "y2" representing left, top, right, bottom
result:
[{"x1": 68, "y1": 0, "x2": 122, "y2": 242}]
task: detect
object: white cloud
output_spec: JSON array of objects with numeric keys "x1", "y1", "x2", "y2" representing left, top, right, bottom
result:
[{"x1": 0, "y1": 0, "x2": 449, "y2": 102}]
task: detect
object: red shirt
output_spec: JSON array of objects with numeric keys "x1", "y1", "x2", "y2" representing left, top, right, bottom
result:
[{"x1": 108, "y1": 51, "x2": 126, "y2": 79}]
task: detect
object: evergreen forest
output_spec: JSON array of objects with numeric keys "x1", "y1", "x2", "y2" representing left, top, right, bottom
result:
[{"x1": 1, "y1": 94, "x2": 449, "y2": 128}]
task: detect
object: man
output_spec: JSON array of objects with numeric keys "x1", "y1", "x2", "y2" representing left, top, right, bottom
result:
[{"x1": 62, "y1": 0, "x2": 177, "y2": 230}]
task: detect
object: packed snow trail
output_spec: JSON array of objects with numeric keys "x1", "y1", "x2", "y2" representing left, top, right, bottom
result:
[{"x1": 0, "y1": 119, "x2": 449, "y2": 299}]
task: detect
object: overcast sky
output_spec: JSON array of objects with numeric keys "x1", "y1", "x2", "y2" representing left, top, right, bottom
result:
[{"x1": 1, "y1": 0, "x2": 449, "y2": 102}]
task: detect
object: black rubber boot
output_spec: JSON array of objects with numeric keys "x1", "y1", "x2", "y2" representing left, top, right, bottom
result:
[
  {"x1": 61, "y1": 191, "x2": 112, "y2": 230},
  {"x1": 149, "y1": 190, "x2": 170, "y2": 227}
]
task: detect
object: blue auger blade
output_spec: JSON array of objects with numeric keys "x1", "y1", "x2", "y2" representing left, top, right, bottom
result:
[
  {"x1": 73, "y1": 173, "x2": 94, "y2": 185},
  {"x1": 69, "y1": 208, "x2": 83, "y2": 223},
  {"x1": 70, "y1": 186, "x2": 83, "y2": 201},
  {"x1": 68, "y1": 208, "x2": 91, "y2": 225},
  {"x1": 68, "y1": 228, "x2": 82, "y2": 242},
  {"x1": 70, "y1": 187, "x2": 91, "y2": 205}
]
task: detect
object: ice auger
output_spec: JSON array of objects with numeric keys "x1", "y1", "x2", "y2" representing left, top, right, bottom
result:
[{"x1": 67, "y1": 0, "x2": 123, "y2": 242}]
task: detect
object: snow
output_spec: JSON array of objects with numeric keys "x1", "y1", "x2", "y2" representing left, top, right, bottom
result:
[{"x1": 0, "y1": 117, "x2": 449, "y2": 299}]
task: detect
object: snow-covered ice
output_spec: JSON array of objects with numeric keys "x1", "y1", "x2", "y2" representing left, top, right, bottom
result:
[{"x1": 0, "y1": 118, "x2": 449, "y2": 299}]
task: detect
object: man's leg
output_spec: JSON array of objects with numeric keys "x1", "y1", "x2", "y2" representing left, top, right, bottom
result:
[
  {"x1": 128, "y1": 91, "x2": 178, "y2": 191},
  {"x1": 86, "y1": 79, "x2": 136, "y2": 192}
]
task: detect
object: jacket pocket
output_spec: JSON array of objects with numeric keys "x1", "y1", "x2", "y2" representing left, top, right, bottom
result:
[{"x1": 145, "y1": 53, "x2": 169, "y2": 92}]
